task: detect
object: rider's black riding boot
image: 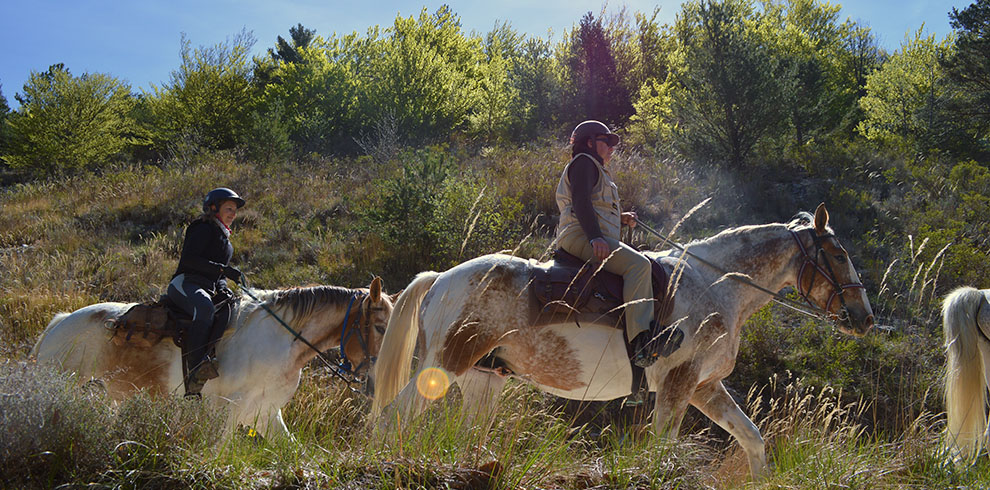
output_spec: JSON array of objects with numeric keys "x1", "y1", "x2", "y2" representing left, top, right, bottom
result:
[{"x1": 631, "y1": 321, "x2": 684, "y2": 368}]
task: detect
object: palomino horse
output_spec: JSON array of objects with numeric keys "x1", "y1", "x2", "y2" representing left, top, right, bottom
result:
[
  {"x1": 372, "y1": 204, "x2": 873, "y2": 477},
  {"x1": 32, "y1": 277, "x2": 393, "y2": 438},
  {"x1": 942, "y1": 286, "x2": 990, "y2": 462}
]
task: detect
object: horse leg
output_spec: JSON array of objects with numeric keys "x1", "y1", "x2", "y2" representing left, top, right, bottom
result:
[
  {"x1": 690, "y1": 380, "x2": 767, "y2": 478},
  {"x1": 649, "y1": 363, "x2": 697, "y2": 437},
  {"x1": 455, "y1": 368, "x2": 507, "y2": 433}
]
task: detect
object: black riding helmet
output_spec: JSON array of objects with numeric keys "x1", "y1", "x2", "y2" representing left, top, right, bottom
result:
[
  {"x1": 570, "y1": 120, "x2": 620, "y2": 148},
  {"x1": 202, "y1": 187, "x2": 246, "y2": 213}
]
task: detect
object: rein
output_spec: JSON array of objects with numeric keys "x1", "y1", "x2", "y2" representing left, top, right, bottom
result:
[
  {"x1": 237, "y1": 279, "x2": 371, "y2": 392},
  {"x1": 634, "y1": 218, "x2": 857, "y2": 322}
]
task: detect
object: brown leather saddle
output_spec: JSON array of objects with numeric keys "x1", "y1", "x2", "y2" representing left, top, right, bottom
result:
[
  {"x1": 111, "y1": 292, "x2": 234, "y2": 349},
  {"x1": 530, "y1": 248, "x2": 673, "y2": 327}
]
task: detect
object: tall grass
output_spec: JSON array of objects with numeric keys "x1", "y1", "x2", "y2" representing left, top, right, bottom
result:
[{"x1": 0, "y1": 147, "x2": 983, "y2": 487}]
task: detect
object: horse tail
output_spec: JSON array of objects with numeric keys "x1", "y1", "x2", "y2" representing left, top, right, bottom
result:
[
  {"x1": 371, "y1": 270, "x2": 441, "y2": 419},
  {"x1": 943, "y1": 286, "x2": 989, "y2": 461},
  {"x1": 30, "y1": 312, "x2": 72, "y2": 359}
]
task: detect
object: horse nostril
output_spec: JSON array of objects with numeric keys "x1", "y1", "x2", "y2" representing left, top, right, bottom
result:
[{"x1": 865, "y1": 314, "x2": 875, "y2": 330}]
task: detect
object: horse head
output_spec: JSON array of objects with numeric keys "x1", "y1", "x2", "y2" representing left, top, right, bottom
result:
[
  {"x1": 790, "y1": 203, "x2": 875, "y2": 337},
  {"x1": 341, "y1": 276, "x2": 395, "y2": 392}
]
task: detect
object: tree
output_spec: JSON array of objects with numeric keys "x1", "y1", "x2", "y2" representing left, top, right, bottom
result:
[
  {"x1": 0, "y1": 82, "x2": 9, "y2": 165},
  {"x1": 857, "y1": 29, "x2": 957, "y2": 153},
  {"x1": 561, "y1": 11, "x2": 634, "y2": 126},
  {"x1": 2, "y1": 64, "x2": 142, "y2": 175},
  {"x1": 666, "y1": 0, "x2": 786, "y2": 167},
  {"x1": 508, "y1": 36, "x2": 562, "y2": 137},
  {"x1": 943, "y1": 0, "x2": 990, "y2": 139},
  {"x1": 470, "y1": 23, "x2": 521, "y2": 144},
  {"x1": 270, "y1": 23, "x2": 316, "y2": 64},
  {"x1": 358, "y1": 6, "x2": 482, "y2": 143},
  {"x1": 145, "y1": 30, "x2": 257, "y2": 152},
  {"x1": 259, "y1": 34, "x2": 361, "y2": 153}
]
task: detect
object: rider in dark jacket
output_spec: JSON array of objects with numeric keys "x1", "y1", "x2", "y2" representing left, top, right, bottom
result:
[{"x1": 168, "y1": 187, "x2": 244, "y2": 398}]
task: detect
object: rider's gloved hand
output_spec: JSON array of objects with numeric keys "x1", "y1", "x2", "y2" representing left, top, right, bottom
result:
[{"x1": 222, "y1": 265, "x2": 242, "y2": 284}]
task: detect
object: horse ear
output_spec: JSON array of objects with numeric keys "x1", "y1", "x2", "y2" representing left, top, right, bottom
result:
[
  {"x1": 389, "y1": 289, "x2": 404, "y2": 303},
  {"x1": 814, "y1": 203, "x2": 829, "y2": 233},
  {"x1": 369, "y1": 276, "x2": 382, "y2": 303}
]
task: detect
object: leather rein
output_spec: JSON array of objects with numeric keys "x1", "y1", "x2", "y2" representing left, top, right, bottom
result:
[
  {"x1": 239, "y1": 283, "x2": 379, "y2": 392},
  {"x1": 635, "y1": 218, "x2": 863, "y2": 323}
]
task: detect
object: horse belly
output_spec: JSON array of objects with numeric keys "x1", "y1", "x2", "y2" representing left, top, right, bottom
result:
[{"x1": 503, "y1": 323, "x2": 632, "y2": 401}]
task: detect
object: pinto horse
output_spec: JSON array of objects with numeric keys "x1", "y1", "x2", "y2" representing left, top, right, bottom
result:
[
  {"x1": 32, "y1": 277, "x2": 393, "y2": 438},
  {"x1": 372, "y1": 204, "x2": 873, "y2": 477},
  {"x1": 942, "y1": 286, "x2": 990, "y2": 462}
]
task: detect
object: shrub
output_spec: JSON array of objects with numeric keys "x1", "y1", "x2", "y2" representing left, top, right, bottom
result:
[{"x1": 3, "y1": 64, "x2": 145, "y2": 176}]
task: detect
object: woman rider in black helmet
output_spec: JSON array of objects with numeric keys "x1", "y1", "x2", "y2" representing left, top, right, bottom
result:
[{"x1": 168, "y1": 187, "x2": 244, "y2": 398}]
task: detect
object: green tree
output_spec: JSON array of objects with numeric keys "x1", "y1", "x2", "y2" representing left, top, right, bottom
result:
[
  {"x1": 943, "y1": 0, "x2": 990, "y2": 140},
  {"x1": 471, "y1": 22, "x2": 522, "y2": 143},
  {"x1": 560, "y1": 11, "x2": 633, "y2": 126},
  {"x1": 145, "y1": 30, "x2": 257, "y2": 152},
  {"x1": 0, "y1": 82, "x2": 9, "y2": 165},
  {"x1": 508, "y1": 36, "x2": 562, "y2": 138},
  {"x1": 857, "y1": 29, "x2": 956, "y2": 153},
  {"x1": 760, "y1": 0, "x2": 849, "y2": 146},
  {"x1": 358, "y1": 6, "x2": 483, "y2": 143},
  {"x1": 259, "y1": 34, "x2": 361, "y2": 153},
  {"x1": 2, "y1": 64, "x2": 142, "y2": 175},
  {"x1": 270, "y1": 23, "x2": 316, "y2": 64},
  {"x1": 666, "y1": 0, "x2": 785, "y2": 167}
]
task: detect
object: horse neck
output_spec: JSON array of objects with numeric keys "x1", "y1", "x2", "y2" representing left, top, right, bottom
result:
[
  {"x1": 254, "y1": 287, "x2": 358, "y2": 367},
  {"x1": 686, "y1": 223, "x2": 803, "y2": 318}
]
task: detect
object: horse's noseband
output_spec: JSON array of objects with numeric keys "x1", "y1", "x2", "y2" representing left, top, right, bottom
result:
[{"x1": 791, "y1": 229, "x2": 866, "y2": 320}]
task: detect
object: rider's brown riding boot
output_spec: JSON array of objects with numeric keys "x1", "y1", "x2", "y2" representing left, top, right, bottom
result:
[{"x1": 631, "y1": 322, "x2": 684, "y2": 368}]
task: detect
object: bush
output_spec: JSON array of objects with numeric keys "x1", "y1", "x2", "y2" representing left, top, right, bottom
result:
[{"x1": 2, "y1": 64, "x2": 145, "y2": 176}]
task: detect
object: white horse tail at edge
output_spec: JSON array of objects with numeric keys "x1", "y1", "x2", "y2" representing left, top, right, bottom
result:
[
  {"x1": 371, "y1": 270, "x2": 440, "y2": 419},
  {"x1": 943, "y1": 286, "x2": 990, "y2": 462}
]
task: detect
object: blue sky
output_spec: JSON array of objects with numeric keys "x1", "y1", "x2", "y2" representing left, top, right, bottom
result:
[{"x1": 0, "y1": 0, "x2": 966, "y2": 106}]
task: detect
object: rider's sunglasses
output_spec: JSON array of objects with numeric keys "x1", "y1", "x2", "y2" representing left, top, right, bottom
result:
[{"x1": 595, "y1": 134, "x2": 620, "y2": 147}]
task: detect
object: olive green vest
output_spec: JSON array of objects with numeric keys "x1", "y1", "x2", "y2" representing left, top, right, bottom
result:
[{"x1": 555, "y1": 153, "x2": 622, "y2": 243}]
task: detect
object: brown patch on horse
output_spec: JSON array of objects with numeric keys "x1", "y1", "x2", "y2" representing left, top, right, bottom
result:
[
  {"x1": 440, "y1": 318, "x2": 500, "y2": 376},
  {"x1": 662, "y1": 360, "x2": 700, "y2": 408},
  {"x1": 102, "y1": 345, "x2": 173, "y2": 397},
  {"x1": 501, "y1": 329, "x2": 585, "y2": 390}
]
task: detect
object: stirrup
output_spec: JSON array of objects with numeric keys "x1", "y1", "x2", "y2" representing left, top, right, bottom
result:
[
  {"x1": 194, "y1": 357, "x2": 220, "y2": 381},
  {"x1": 631, "y1": 324, "x2": 684, "y2": 368}
]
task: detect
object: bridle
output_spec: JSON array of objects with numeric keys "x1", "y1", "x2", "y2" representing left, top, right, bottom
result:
[
  {"x1": 790, "y1": 228, "x2": 867, "y2": 321},
  {"x1": 337, "y1": 292, "x2": 388, "y2": 378}
]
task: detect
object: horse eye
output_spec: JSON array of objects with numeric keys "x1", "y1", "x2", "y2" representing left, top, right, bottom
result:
[
  {"x1": 375, "y1": 325, "x2": 386, "y2": 335},
  {"x1": 834, "y1": 253, "x2": 846, "y2": 261}
]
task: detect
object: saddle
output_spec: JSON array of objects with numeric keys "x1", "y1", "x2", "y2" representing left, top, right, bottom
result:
[
  {"x1": 111, "y1": 291, "x2": 234, "y2": 349},
  {"x1": 530, "y1": 248, "x2": 673, "y2": 327}
]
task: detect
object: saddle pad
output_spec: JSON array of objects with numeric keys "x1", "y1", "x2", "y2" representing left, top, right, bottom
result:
[
  {"x1": 531, "y1": 249, "x2": 671, "y2": 320},
  {"x1": 112, "y1": 300, "x2": 176, "y2": 348}
]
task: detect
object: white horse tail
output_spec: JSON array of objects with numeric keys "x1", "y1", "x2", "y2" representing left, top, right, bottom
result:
[
  {"x1": 943, "y1": 286, "x2": 989, "y2": 461},
  {"x1": 371, "y1": 270, "x2": 440, "y2": 419},
  {"x1": 30, "y1": 312, "x2": 72, "y2": 359}
]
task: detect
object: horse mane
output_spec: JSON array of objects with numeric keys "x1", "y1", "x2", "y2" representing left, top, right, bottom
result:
[
  {"x1": 243, "y1": 285, "x2": 361, "y2": 326},
  {"x1": 671, "y1": 210, "x2": 829, "y2": 259}
]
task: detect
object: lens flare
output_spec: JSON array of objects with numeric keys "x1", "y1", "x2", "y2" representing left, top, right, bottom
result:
[{"x1": 416, "y1": 367, "x2": 449, "y2": 400}]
